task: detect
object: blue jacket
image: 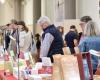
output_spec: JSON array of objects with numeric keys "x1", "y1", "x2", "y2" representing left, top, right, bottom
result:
[{"x1": 79, "y1": 36, "x2": 100, "y2": 70}]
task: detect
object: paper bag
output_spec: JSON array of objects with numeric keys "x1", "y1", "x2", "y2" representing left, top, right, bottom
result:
[
  {"x1": 52, "y1": 54, "x2": 63, "y2": 80},
  {"x1": 95, "y1": 68, "x2": 100, "y2": 75},
  {"x1": 63, "y1": 47, "x2": 71, "y2": 55},
  {"x1": 74, "y1": 47, "x2": 80, "y2": 54},
  {"x1": 60, "y1": 55, "x2": 80, "y2": 80}
]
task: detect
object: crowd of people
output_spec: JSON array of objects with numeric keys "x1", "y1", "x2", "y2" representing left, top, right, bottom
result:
[
  {"x1": 1, "y1": 20, "x2": 38, "y2": 60},
  {"x1": 37, "y1": 16, "x2": 100, "y2": 80},
  {"x1": 1, "y1": 15, "x2": 100, "y2": 79}
]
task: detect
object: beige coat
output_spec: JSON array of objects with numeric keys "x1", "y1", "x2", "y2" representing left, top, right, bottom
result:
[{"x1": 19, "y1": 31, "x2": 32, "y2": 52}]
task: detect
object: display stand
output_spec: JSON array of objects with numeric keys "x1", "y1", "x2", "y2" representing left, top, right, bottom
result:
[
  {"x1": 3, "y1": 30, "x2": 7, "y2": 76},
  {"x1": 2, "y1": 30, "x2": 15, "y2": 80},
  {"x1": 16, "y1": 29, "x2": 20, "y2": 80},
  {"x1": 76, "y1": 53, "x2": 93, "y2": 80}
]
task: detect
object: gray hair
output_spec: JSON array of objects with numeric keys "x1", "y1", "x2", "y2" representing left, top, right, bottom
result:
[
  {"x1": 83, "y1": 21, "x2": 100, "y2": 36},
  {"x1": 37, "y1": 16, "x2": 51, "y2": 25}
]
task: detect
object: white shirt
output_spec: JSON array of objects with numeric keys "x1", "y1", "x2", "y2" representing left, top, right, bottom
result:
[{"x1": 40, "y1": 33, "x2": 54, "y2": 58}]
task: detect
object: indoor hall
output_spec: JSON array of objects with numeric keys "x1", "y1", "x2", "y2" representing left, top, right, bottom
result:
[{"x1": 0, "y1": 0, "x2": 100, "y2": 80}]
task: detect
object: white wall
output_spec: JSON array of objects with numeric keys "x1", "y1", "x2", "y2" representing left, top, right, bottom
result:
[
  {"x1": 0, "y1": 3, "x2": 6, "y2": 25},
  {"x1": 21, "y1": 0, "x2": 33, "y2": 25},
  {"x1": 0, "y1": 0, "x2": 15, "y2": 25},
  {"x1": 0, "y1": 0, "x2": 21, "y2": 26},
  {"x1": 4, "y1": 0, "x2": 15, "y2": 24},
  {"x1": 76, "y1": 0, "x2": 99, "y2": 21}
]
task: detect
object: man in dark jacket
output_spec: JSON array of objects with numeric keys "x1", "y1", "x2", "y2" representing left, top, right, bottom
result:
[
  {"x1": 65, "y1": 25, "x2": 78, "y2": 54},
  {"x1": 37, "y1": 16, "x2": 64, "y2": 62}
]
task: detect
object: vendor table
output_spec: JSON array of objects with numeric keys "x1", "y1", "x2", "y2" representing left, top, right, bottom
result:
[{"x1": 0, "y1": 70, "x2": 17, "y2": 80}]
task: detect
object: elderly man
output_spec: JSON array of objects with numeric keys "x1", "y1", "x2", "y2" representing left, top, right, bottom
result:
[{"x1": 37, "y1": 16, "x2": 64, "y2": 62}]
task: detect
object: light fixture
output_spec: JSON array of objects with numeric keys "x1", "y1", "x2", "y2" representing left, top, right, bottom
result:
[{"x1": 0, "y1": 0, "x2": 5, "y2": 4}]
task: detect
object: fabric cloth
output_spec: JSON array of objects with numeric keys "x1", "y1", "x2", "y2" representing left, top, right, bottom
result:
[
  {"x1": 79, "y1": 36, "x2": 100, "y2": 73},
  {"x1": 65, "y1": 30, "x2": 78, "y2": 54},
  {"x1": 41, "y1": 24, "x2": 64, "y2": 62}
]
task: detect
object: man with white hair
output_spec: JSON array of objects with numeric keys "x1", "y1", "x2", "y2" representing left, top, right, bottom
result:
[{"x1": 37, "y1": 16, "x2": 64, "y2": 62}]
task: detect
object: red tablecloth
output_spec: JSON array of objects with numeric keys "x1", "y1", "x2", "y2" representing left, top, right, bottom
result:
[{"x1": 0, "y1": 70, "x2": 17, "y2": 80}]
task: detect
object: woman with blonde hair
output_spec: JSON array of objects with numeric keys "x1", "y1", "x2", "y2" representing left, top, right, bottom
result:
[
  {"x1": 79, "y1": 21, "x2": 100, "y2": 79},
  {"x1": 83, "y1": 21, "x2": 100, "y2": 36}
]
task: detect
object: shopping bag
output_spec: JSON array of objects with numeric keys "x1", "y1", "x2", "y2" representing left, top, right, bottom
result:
[
  {"x1": 52, "y1": 54, "x2": 63, "y2": 80},
  {"x1": 62, "y1": 47, "x2": 71, "y2": 55},
  {"x1": 95, "y1": 68, "x2": 100, "y2": 75},
  {"x1": 60, "y1": 55, "x2": 80, "y2": 80}
]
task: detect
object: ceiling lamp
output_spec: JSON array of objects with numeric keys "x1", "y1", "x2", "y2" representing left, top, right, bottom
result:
[{"x1": 0, "y1": 0, "x2": 5, "y2": 4}]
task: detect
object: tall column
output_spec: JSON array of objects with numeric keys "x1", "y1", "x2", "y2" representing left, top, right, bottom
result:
[
  {"x1": 64, "y1": 0, "x2": 76, "y2": 19},
  {"x1": 54, "y1": 0, "x2": 65, "y2": 22},
  {"x1": 33, "y1": 0, "x2": 41, "y2": 34},
  {"x1": 0, "y1": 2, "x2": 5, "y2": 25},
  {"x1": 45, "y1": 0, "x2": 55, "y2": 23},
  {"x1": 14, "y1": 0, "x2": 21, "y2": 21},
  {"x1": 41, "y1": 0, "x2": 45, "y2": 16},
  {"x1": 20, "y1": 0, "x2": 34, "y2": 33}
]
